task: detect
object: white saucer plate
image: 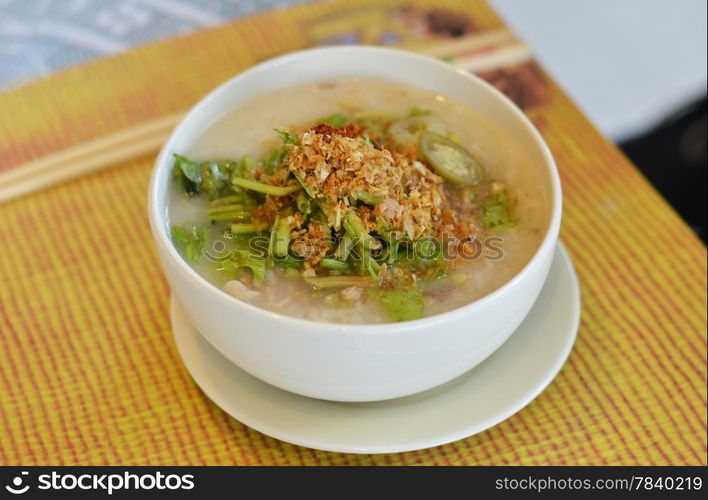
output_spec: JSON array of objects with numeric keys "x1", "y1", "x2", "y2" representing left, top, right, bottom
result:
[{"x1": 171, "y1": 243, "x2": 580, "y2": 454}]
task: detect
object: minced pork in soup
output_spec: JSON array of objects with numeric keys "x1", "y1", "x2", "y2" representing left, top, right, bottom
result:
[{"x1": 168, "y1": 78, "x2": 549, "y2": 323}]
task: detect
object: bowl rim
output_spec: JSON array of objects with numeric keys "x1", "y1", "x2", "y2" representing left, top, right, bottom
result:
[{"x1": 148, "y1": 45, "x2": 562, "y2": 333}]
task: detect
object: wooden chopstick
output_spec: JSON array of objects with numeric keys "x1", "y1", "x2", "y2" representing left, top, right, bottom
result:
[
  {"x1": 0, "y1": 111, "x2": 184, "y2": 202},
  {"x1": 452, "y1": 42, "x2": 531, "y2": 73},
  {"x1": 0, "y1": 31, "x2": 530, "y2": 204},
  {"x1": 413, "y1": 29, "x2": 515, "y2": 58}
]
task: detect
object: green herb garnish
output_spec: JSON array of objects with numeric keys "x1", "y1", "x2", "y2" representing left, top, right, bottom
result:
[
  {"x1": 263, "y1": 147, "x2": 286, "y2": 175},
  {"x1": 274, "y1": 128, "x2": 297, "y2": 144},
  {"x1": 225, "y1": 250, "x2": 266, "y2": 282},
  {"x1": 369, "y1": 288, "x2": 425, "y2": 321},
  {"x1": 173, "y1": 154, "x2": 202, "y2": 196},
  {"x1": 170, "y1": 117, "x2": 517, "y2": 322},
  {"x1": 408, "y1": 106, "x2": 431, "y2": 117},
  {"x1": 232, "y1": 177, "x2": 300, "y2": 196},
  {"x1": 317, "y1": 113, "x2": 348, "y2": 127},
  {"x1": 171, "y1": 224, "x2": 207, "y2": 262},
  {"x1": 481, "y1": 190, "x2": 517, "y2": 230}
]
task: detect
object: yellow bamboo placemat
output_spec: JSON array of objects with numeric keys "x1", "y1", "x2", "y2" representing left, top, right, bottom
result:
[{"x1": 0, "y1": 0, "x2": 705, "y2": 465}]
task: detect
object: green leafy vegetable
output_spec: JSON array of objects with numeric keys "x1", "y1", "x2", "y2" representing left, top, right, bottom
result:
[
  {"x1": 230, "y1": 223, "x2": 266, "y2": 234},
  {"x1": 211, "y1": 194, "x2": 245, "y2": 207},
  {"x1": 207, "y1": 204, "x2": 248, "y2": 214},
  {"x1": 343, "y1": 211, "x2": 381, "y2": 252},
  {"x1": 232, "y1": 177, "x2": 300, "y2": 196},
  {"x1": 171, "y1": 224, "x2": 207, "y2": 262},
  {"x1": 279, "y1": 255, "x2": 305, "y2": 269},
  {"x1": 355, "y1": 190, "x2": 382, "y2": 206},
  {"x1": 207, "y1": 212, "x2": 250, "y2": 222},
  {"x1": 284, "y1": 267, "x2": 301, "y2": 278},
  {"x1": 274, "y1": 128, "x2": 297, "y2": 144},
  {"x1": 360, "y1": 250, "x2": 381, "y2": 279},
  {"x1": 232, "y1": 155, "x2": 256, "y2": 180},
  {"x1": 173, "y1": 154, "x2": 202, "y2": 195},
  {"x1": 200, "y1": 161, "x2": 232, "y2": 198},
  {"x1": 267, "y1": 215, "x2": 279, "y2": 260},
  {"x1": 295, "y1": 191, "x2": 312, "y2": 215},
  {"x1": 319, "y1": 258, "x2": 349, "y2": 270},
  {"x1": 206, "y1": 203, "x2": 250, "y2": 222},
  {"x1": 273, "y1": 216, "x2": 297, "y2": 257},
  {"x1": 353, "y1": 110, "x2": 397, "y2": 121},
  {"x1": 408, "y1": 106, "x2": 431, "y2": 117},
  {"x1": 293, "y1": 173, "x2": 318, "y2": 198},
  {"x1": 172, "y1": 155, "x2": 237, "y2": 198},
  {"x1": 481, "y1": 191, "x2": 517, "y2": 230},
  {"x1": 317, "y1": 113, "x2": 348, "y2": 127},
  {"x1": 415, "y1": 236, "x2": 442, "y2": 263},
  {"x1": 375, "y1": 218, "x2": 402, "y2": 264},
  {"x1": 226, "y1": 250, "x2": 266, "y2": 282},
  {"x1": 369, "y1": 288, "x2": 425, "y2": 321},
  {"x1": 425, "y1": 267, "x2": 448, "y2": 282},
  {"x1": 263, "y1": 147, "x2": 286, "y2": 175},
  {"x1": 334, "y1": 234, "x2": 356, "y2": 261}
]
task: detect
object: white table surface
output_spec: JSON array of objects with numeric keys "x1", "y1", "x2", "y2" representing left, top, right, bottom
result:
[{"x1": 489, "y1": 0, "x2": 707, "y2": 141}]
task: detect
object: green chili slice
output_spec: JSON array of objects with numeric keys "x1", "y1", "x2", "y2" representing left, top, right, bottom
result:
[{"x1": 419, "y1": 130, "x2": 485, "y2": 186}]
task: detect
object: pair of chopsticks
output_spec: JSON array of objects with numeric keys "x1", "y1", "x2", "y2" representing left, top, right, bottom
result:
[
  {"x1": 0, "y1": 29, "x2": 530, "y2": 203},
  {"x1": 0, "y1": 112, "x2": 184, "y2": 203}
]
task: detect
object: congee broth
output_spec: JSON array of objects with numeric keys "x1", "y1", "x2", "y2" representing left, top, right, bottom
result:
[{"x1": 168, "y1": 78, "x2": 549, "y2": 323}]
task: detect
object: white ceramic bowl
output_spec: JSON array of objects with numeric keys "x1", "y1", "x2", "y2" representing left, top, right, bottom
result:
[{"x1": 148, "y1": 46, "x2": 561, "y2": 402}]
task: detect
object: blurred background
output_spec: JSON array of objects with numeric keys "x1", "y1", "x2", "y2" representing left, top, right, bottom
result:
[{"x1": 1, "y1": 0, "x2": 705, "y2": 239}]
